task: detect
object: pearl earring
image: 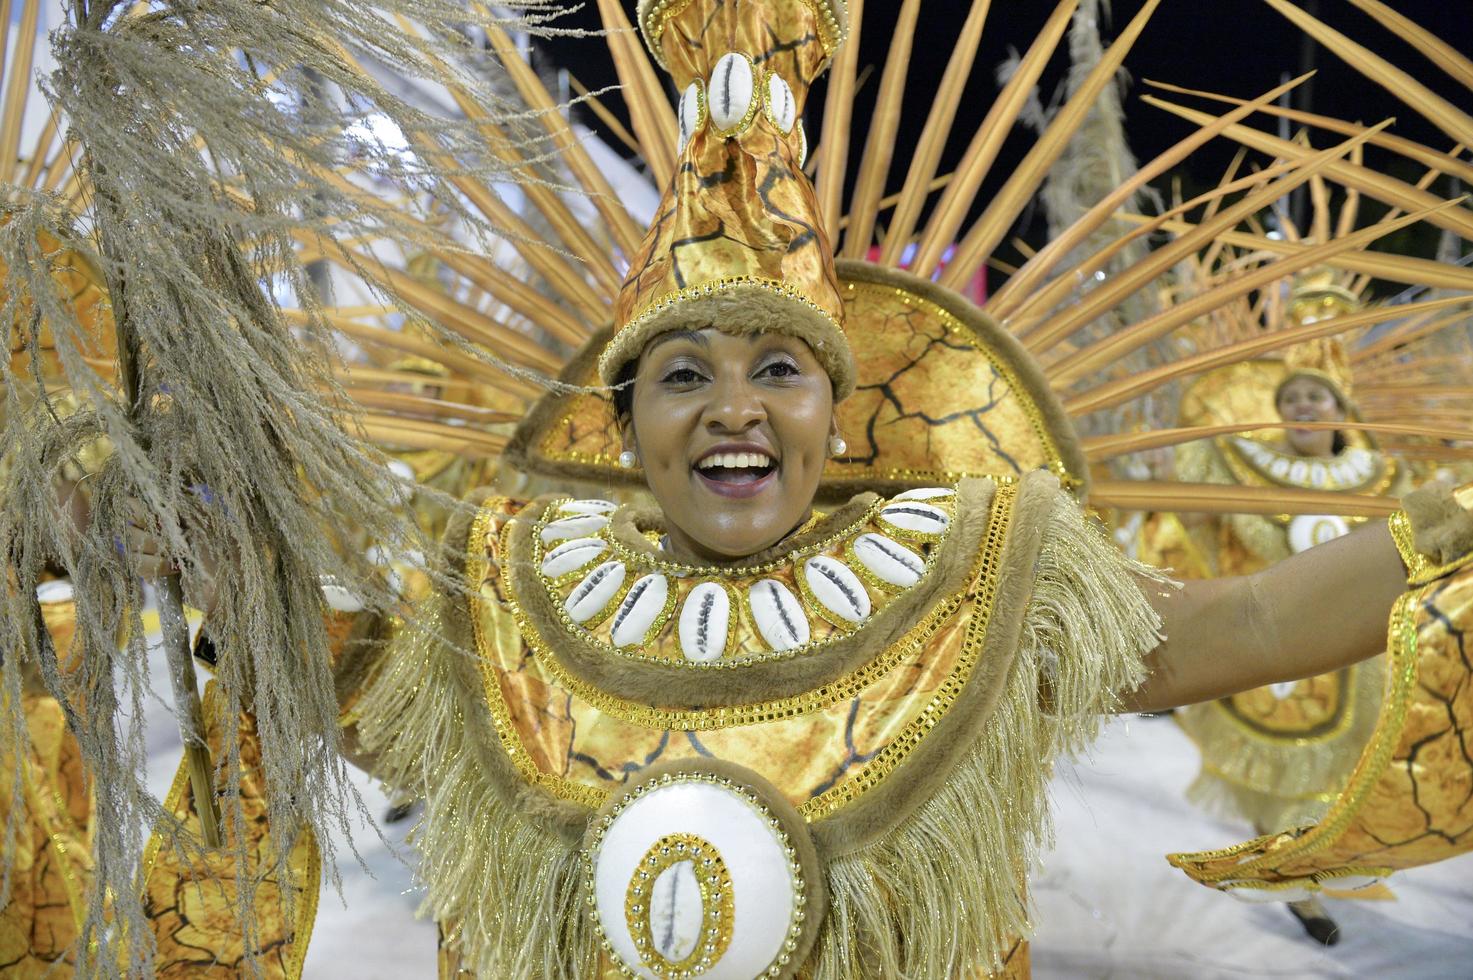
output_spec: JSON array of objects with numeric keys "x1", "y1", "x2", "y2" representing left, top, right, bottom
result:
[
  {"x1": 618, "y1": 450, "x2": 637, "y2": 469},
  {"x1": 829, "y1": 435, "x2": 847, "y2": 457}
]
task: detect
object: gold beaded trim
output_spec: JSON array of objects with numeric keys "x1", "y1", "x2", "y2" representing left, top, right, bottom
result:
[
  {"x1": 1391, "y1": 507, "x2": 1473, "y2": 586},
  {"x1": 640, "y1": 0, "x2": 845, "y2": 72},
  {"x1": 799, "y1": 482, "x2": 1014, "y2": 820},
  {"x1": 624, "y1": 834, "x2": 734, "y2": 978},
  {"x1": 586, "y1": 772, "x2": 809, "y2": 977}
]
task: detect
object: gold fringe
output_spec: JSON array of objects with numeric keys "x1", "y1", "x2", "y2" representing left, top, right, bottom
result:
[
  {"x1": 808, "y1": 487, "x2": 1164, "y2": 977},
  {"x1": 354, "y1": 594, "x2": 596, "y2": 978}
]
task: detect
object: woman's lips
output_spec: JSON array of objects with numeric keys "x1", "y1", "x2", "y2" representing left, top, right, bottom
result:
[{"x1": 694, "y1": 467, "x2": 778, "y2": 499}]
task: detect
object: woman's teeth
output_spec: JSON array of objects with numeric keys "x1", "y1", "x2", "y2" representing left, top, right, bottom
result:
[{"x1": 697, "y1": 452, "x2": 774, "y2": 470}]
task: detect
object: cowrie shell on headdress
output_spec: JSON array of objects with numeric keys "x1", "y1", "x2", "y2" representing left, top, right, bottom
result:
[
  {"x1": 878, "y1": 501, "x2": 949, "y2": 535},
  {"x1": 765, "y1": 72, "x2": 796, "y2": 133},
  {"x1": 797, "y1": 121, "x2": 808, "y2": 168},
  {"x1": 709, "y1": 52, "x2": 755, "y2": 134},
  {"x1": 540, "y1": 537, "x2": 607, "y2": 579},
  {"x1": 678, "y1": 582, "x2": 730, "y2": 662},
  {"x1": 894, "y1": 486, "x2": 955, "y2": 502},
  {"x1": 542, "y1": 514, "x2": 609, "y2": 544},
  {"x1": 566, "y1": 560, "x2": 626, "y2": 624},
  {"x1": 610, "y1": 573, "x2": 670, "y2": 647},
  {"x1": 852, "y1": 533, "x2": 925, "y2": 588},
  {"x1": 749, "y1": 579, "x2": 810, "y2": 651},
  {"x1": 804, "y1": 556, "x2": 871, "y2": 623},
  {"x1": 677, "y1": 81, "x2": 705, "y2": 152},
  {"x1": 558, "y1": 498, "x2": 617, "y2": 515}
]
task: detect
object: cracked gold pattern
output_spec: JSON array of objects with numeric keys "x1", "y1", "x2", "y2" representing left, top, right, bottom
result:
[
  {"x1": 139, "y1": 682, "x2": 319, "y2": 978},
  {"x1": 466, "y1": 486, "x2": 1013, "y2": 820},
  {"x1": 1169, "y1": 565, "x2": 1473, "y2": 891}
]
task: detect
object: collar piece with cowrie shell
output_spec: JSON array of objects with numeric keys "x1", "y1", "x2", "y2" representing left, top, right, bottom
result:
[{"x1": 525, "y1": 488, "x2": 956, "y2": 668}]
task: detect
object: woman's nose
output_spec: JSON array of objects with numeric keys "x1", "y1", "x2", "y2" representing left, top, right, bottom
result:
[{"x1": 705, "y1": 376, "x2": 764, "y2": 432}]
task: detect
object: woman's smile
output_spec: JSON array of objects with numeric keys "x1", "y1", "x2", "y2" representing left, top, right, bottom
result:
[{"x1": 693, "y1": 442, "x2": 779, "y2": 498}]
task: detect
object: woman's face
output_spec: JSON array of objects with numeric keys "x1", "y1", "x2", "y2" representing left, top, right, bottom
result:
[
  {"x1": 624, "y1": 328, "x2": 836, "y2": 562},
  {"x1": 1276, "y1": 376, "x2": 1346, "y2": 457}
]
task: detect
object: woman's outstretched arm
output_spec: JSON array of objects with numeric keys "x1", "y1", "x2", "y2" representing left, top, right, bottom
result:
[{"x1": 1124, "y1": 519, "x2": 1407, "y2": 713}]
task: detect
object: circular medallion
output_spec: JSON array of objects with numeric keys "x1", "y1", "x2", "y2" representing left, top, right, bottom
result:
[
  {"x1": 1288, "y1": 513, "x2": 1349, "y2": 554},
  {"x1": 584, "y1": 762, "x2": 825, "y2": 979}
]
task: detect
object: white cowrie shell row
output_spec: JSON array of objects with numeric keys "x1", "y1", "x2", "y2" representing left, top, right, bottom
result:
[
  {"x1": 566, "y1": 560, "x2": 625, "y2": 623},
  {"x1": 878, "y1": 501, "x2": 950, "y2": 535},
  {"x1": 852, "y1": 533, "x2": 925, "y2": 588},
  {"x1": 679, "y1": 582, "x2": 731, "y2": 662},
  {"x1": 542, "y1": 514, "x2": 609, "y2": 544},
  {"x1": 765, "y1": 73, "x2": 796, "y2": 133},
  {"x1": 541, "y1": 537, "x2": 607, "y2": 578},
  {"x1": 804, "y1": 556, "x2": 871, "y2": 623},
  {"x1": 559, "y1": 498, "x2": 618, "y2": 515},
  {"x1": 709, "y1": 52, "x2": 755, "y2": 134},
  {"x1": 611, "y1": 573, "x2": 670, "y2": 647},
  {"x1": 750, "y1": 579, "x2": 810, "y2": 651}
]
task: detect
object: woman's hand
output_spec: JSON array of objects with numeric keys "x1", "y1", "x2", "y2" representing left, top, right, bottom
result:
[{"x1": 1125, "y1": 519, "x2": 1408, "y2": 713}]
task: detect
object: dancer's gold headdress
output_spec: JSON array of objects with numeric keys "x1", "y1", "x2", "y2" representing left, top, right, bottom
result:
[
  {"x1": 598, "y1": 0, "x2": 854, "y2": 396},
  {"x1": 1277, "y1": 269, "x2": 1361, "y2": 409}
]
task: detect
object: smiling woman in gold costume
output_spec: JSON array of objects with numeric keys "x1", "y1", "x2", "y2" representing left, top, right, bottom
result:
[{"x1": 336, "y1": 2, "x2": 1470, "y2": 977}]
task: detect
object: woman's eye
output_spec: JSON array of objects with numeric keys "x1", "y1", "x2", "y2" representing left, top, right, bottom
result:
[
  {"x1": 758, "y1": 360, "x2": 799, "y2": 379},
  {"x1": 660, "y1": 366, "x2": 706, "y2": 385}
]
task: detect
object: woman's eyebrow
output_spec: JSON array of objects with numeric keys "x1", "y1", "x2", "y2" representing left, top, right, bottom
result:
[{"x1": 646, "y1": 329, "x2": 709, "y2": 355}]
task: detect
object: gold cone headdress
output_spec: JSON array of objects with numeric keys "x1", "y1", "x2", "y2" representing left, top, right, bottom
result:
[
  {"x1": 1276, "y1": 268, "x2": 1360, "y2": 409},
  {"x1": 598, "y1": 0, "x2": 854, "y2": 396}
]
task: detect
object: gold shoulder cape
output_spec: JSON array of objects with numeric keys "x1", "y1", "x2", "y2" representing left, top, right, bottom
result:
[{"x1": 357, "y1": 471, "x2": 1163, "y2": 978}]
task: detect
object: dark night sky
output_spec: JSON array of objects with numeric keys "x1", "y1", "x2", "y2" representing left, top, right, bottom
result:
[{"x1": 537, "y1": 1, "x2": 1472, "y2": 278}]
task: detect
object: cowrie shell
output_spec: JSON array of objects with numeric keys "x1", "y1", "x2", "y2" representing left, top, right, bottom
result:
[
  {"x1": 610, "y1": 574, "x2": 670, "y2": 647},
  {"x1": 852, "y1": 533, "x2": 925, "y2": 588},
  {"x1": 765, "y1": 73, "x2": 796, "y2": 133},
  {"x1": 559, "y1": 499, "x2": 617, "y2": 515},
  {"x1": 878, "y1": 501, "x2": 949, "y2": 535},
  {"x1": 678, "y1": 81, "x2": 704, "y2": 152},
  {"x1": 804, "y1": 557, "x2": 870, "y2": 623},
  {"x1": 540, "y1": 537, "x2": 607, "y2": 578},
  {"x1": 542, "y1": 514, "x2": 609, "y2": 544},
  {"x1": 709, "y1": 52, "x2": 755, "y2": 134},
  {"x1": 679, "y1": 582, "x2": 731, "y2": 662},
  {"x1": 566, "y1": 561, "x2": 626, "y2": 624},
  {"x1": 35, "y1": 580, "x2": 75, "y2": 603},
  {"x1": 749, "y1": 579, "x2": 809, "y2": 651}
]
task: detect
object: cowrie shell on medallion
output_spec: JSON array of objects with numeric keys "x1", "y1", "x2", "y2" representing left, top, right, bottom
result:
[
  {"x1": 804, "y1": 557, "x2": 871, "y2": 623},
  {"x1": 566, "y1": 560, "x2": 626, "y2": 624},
  {"x1": 852, "y1": 533, "x2": 925, "y2": 588},
  {"x1": 558, "y1": 498, "x2": 617, "y2": 516},
  {"x1": 678, "y1": 81, "x2": 704, "y2": 152},
  {"x1": 750, "y1": 579, "x2": 810, "y2": 651},
  {"x1": 592, "y1": 775, "x2": 803, "y2": 980},
  {"x1": 878, "y1": 501, "x2": 950, "y2": 535},
  {"x1": 765, "y1": 72, "x2": 796, "y2": 133},
  {"x1": 709, "y1": 52, "x2": 756, "y2": 134},
  {"x1": 610, "y1": 573, "x2": 670, "y2": 647},
  {"x1": 648, "y1": 860, "x2": 704, "y2": 961},
  {"x1": 894, "y1": 486, "x2": 955, "y2": 502},
  {"x1": 541, "y1": 514, "x2": 609, "y2": 544},
  {"x1": 678, "y1": 582, "x2": 731, "y2": 662},
  {"x1": 540, "y1": 537, "x2": 607, "y2": 578}
]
